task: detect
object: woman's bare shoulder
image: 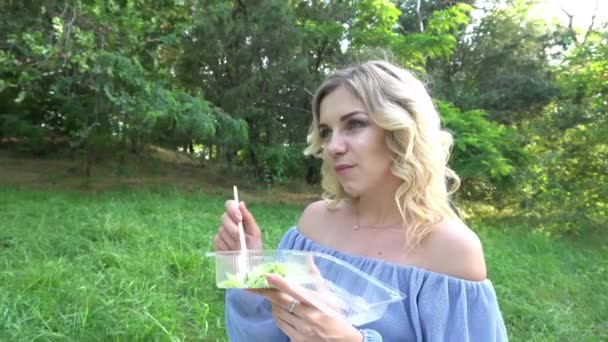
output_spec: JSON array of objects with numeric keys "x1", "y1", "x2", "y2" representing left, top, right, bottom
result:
[
  {"x1": 422, "y1": 218, "x2": 487, "y2": 281},
  {"x1": 297, "y1": 200, "x2": 345, "y2": 239},
  {"x1": 298, "y1": 200, "x2": 329, "y2": 233}
]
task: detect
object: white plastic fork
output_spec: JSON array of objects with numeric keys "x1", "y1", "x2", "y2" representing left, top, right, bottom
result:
[{"x1": 233, "y1": 186, "x2": 248, "y2": 280}]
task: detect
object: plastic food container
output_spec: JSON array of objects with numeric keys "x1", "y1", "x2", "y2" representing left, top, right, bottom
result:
[{"x1": 206, "y1": 250, "x2": 407, "y2": 325}]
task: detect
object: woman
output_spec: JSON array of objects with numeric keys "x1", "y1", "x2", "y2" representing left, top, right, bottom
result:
[{"x1": 214, "y1": 60, "x2": 508, "y2": 341}]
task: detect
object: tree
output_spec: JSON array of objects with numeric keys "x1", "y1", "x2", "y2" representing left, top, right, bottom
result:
[
  {"x1": 0, "y1": 0, "x2": 241, "y2": 172},
  {"x1": 430, "y1": 0, "x2": 558, "y2": 124},
  {"x1": 438, "y1": 100, "x2": 524, "y2": 208},
  {"x1": 520, "y1": 26, "x2": 608, "y2": 234}
]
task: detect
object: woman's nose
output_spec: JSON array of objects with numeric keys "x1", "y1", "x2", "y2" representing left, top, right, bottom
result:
[{"x1": 324, "y1": 132, "x2": 347, "y2": 157}]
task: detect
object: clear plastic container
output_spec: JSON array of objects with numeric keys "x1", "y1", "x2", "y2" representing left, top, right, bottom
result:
[{"x1": 206, "y1": 250, "x2": 407, "y2": 325}]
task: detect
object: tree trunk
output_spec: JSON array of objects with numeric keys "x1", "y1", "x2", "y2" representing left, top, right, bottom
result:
[{"x1": 416, "y1": 0, "x2": 424, "y2": 32}]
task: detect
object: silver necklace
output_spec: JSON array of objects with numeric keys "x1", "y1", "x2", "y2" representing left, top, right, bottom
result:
[{"x1": 354, "y1": 202, "x2": 403, "y2": 231}]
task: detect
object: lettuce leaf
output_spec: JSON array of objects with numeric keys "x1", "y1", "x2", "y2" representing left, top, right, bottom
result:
[{"x1": 217, "y1": 262, "x2": 288, "y2": 288}]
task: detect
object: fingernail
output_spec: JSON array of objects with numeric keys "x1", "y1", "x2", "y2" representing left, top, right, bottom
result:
[{"x1": 267, "y1": 274, "x2": 277, "y2": 283}]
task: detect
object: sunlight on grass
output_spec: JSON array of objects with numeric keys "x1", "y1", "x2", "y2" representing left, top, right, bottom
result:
[{"x1": 0, "y1": 186, "x2": 605, "y2": 340}]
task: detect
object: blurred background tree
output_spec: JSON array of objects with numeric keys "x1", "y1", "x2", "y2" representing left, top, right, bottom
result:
[{"x1": 1, "y1": 0, "x2": 605, "y2": 235}]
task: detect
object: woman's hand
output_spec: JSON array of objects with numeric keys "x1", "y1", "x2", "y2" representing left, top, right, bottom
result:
[
  {"x1": 251, "y1": 274, "x2": 363, "y2": 342},
  {"x1": 213, "y1": 200, "x2": 263, "y2": 251}
]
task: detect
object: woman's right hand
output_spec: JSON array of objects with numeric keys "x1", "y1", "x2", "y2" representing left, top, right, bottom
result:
[{"x1": 213, "y1": 200, "x2": 263, "y2": 251}]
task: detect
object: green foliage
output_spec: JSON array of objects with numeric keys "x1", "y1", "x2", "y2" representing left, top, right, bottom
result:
[
  {"x1": 421, "y1": 0, "x2": 607, "y2": 236},
  {"x1": 0, "y1": 0, "x2": 605, "y2": 238},
  {"x1": 350, "y1": 0, "x2": 402, "y2": 48},
  {"x1": 511, "y1": 26, "x2": 608, "y2": 236},
  {"x1": 0, "y1": 1, "x2": 239, "y2": 164},
  {"x1": 556, "y1": 30, "x2": 608, "y2": 126},
  {"x1": 397, "y1": 0, "x2": 476, "y2": 34},
  {"x1": 432, "y1": 0, "x2": 558, "y2": 124},
  {"x1": 214, "y1": 108, "x2": 248, "y2": 149},
  {"x1": 522, "y1": 123, "x2": 607, "y2": 234},
  {"x1": 0, "y1": 113, "x2": 53, "y2": 154},
  {"x1": 244, "y1": 143, "x2": 308, "y2": 185},
  {"x1": 439, "y1": 100, "x2": 514, "y2": 180},
  {"x1": 0, "y1": 0, "x2": 504, "y2": 184},
  {"x1": 349, "y1": 1, "x2": 472, "y2": 69},
  {"x1": 177, "y1": 0, "x2": 313, "y2": 177},
  {"x1": 400, "y1": 3, "x2": 472, "y2": 65},
  {"x1": 438, "y1": 100, "x2": 525, "y2": 206}
]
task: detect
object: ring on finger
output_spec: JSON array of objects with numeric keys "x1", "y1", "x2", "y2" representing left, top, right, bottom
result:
[{"x1": 287, "y1": 298, "x2": 298, "y2": 314}]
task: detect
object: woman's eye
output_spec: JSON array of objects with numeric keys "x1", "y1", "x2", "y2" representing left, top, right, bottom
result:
[
  {"x1": 319, "y1": 128, "x2": 331, "y2": 139},
  {"x1": 346, "y1": 120, "x2": 366, "y2": 131}
]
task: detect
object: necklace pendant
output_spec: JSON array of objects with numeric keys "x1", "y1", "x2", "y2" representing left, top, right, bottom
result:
[{"x1": 354, "y1": 225, "x2": 359, "y2": 230}]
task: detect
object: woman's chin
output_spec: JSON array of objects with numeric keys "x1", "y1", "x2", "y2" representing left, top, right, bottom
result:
[{"x1": 341, "y1": 184, "x2": 363, "y2": 198}]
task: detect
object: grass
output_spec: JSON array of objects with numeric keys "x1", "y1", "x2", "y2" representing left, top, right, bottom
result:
[
  {"x1": 0, "y1": 186, "x2": 304, "y2": 341},
  {"x1": 477, "y1": 219, "x2": 607, "y2": 341},
  {"x1": 0, "y1": 185, "x2": 606, "y2": 340}
]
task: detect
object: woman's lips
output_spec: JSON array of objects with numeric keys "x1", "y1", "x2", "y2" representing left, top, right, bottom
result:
[{"x1": 334, "y1": 164, "x2": 354, "y2": 175}]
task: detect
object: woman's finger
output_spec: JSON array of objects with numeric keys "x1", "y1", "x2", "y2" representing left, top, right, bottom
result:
[
  {"x1": 250, "y1": 288, "x2": 305, "y2": 317},
  {"x1": 217, "y1": 226, "x2": 238, "y2": 250},
  {"x1": 272, "y1": 304, "x2": 302, "y2": 339},
  {"x1": 267, "y1": 274, "x2": 343, "y2": 317},
  {"x1": 249, "y1": 288, "x2": 290, "y2": 306},
  {"x1": 247, "y1": 288, "x2": 273, "y2": 297},
  {"x1": 274, "y1": 298, "x2": 308, "y2": 322},
  {"x1": 213, "y1": 233, "x2": 230, "y2": 251},
  {"x1": 220, "y1": 213, "x2": 239, "y2": 240},
  {"x1": 239, "y1": 202, "x2": 261, "y2": 237},
  {"x1": 224, "y1": 200, "x2": 242, "y2": 222},
  {"x1": 266, "y1": 274, "x2": 310, "y2": 305}
]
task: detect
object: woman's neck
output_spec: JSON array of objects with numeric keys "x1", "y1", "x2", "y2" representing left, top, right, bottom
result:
[{"x1": 355, "y1": 179, "x2": 403, "y2": 227}]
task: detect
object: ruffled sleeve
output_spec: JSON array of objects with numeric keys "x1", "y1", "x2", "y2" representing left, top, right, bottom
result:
[
  {"x1": 409, "y1": 271, "x2": 508, "y2": 341},
  {"x1": 224, "y1": 289, "x2": 288, "y2": 341}
]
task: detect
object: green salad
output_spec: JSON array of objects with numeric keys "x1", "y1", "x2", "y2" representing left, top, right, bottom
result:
[{"x1": 218, "y1": 262, "x2": 288, "y2": 288}]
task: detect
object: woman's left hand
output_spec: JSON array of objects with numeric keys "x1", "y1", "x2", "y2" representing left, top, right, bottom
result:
[{"x1": 250, "y1": 274, "x2": 363, "y2": 342}]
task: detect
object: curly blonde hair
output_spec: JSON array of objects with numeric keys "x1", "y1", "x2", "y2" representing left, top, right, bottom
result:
[{"x1": 304, "y1": 60, "x2": 461, "y2": 247}]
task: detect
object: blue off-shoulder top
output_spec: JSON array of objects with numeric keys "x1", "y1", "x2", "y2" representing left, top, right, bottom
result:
[{"x1": 225, "y1": 227, "x2": 508, "y2": 341}]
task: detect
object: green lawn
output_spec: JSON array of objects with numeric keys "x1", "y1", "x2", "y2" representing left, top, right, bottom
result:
[{"x1": 0, "y1": 186, "x2": 606, "y2": 341}]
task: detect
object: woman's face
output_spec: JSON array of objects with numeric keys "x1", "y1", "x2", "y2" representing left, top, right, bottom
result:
[{"x1": 319, "y1": 86, "x2": 396, "y2": 197}]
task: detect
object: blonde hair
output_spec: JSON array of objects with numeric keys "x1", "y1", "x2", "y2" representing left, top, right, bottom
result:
[{"x1": 304, "y1": 60, "x2": 461, "y2": 247}]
